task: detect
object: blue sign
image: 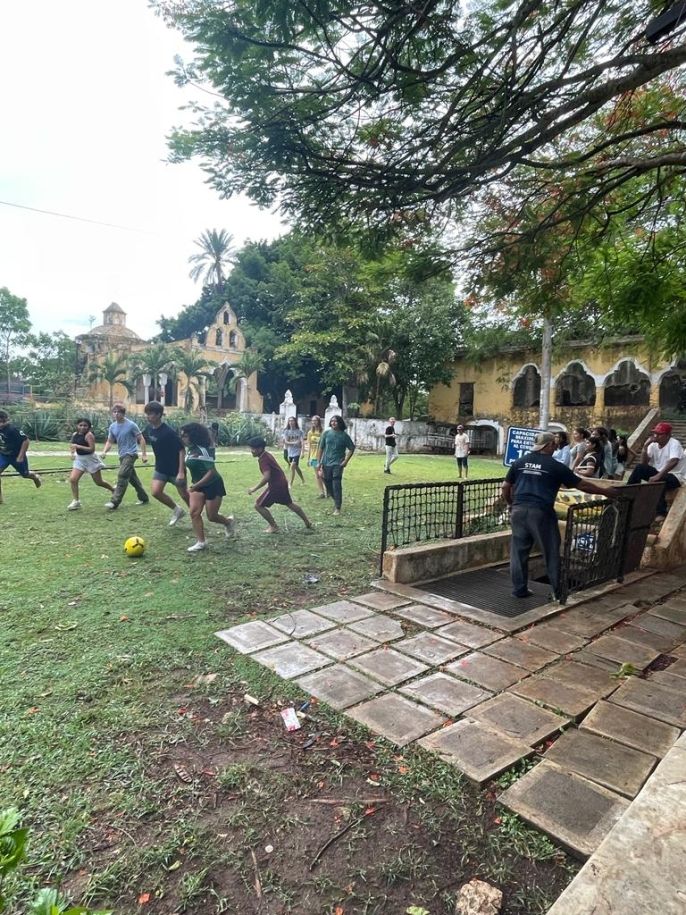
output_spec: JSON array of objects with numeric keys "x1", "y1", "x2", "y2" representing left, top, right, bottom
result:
[{"x1": 503, "y1": 426, "x2": 544, "y2": 466}]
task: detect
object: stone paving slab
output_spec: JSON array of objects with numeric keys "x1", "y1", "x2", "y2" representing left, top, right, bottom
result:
[
  {"x1": 545, "y1": 729, "x2": 656, "y2": 799},
  {"x1": 351, "y1": 591, "x2": 411, "y2": 611},
  {"x1": 569, "y1": 650, "x2": 617, "y2": 672},
  {"x1": 658, "y1": 594, "x2": 686, "y2": 612},
  {"x1": 435, "y1": 619, "x2": 504, "y2": 649},
  {"x1": 270, "y1": 609, "x2": 337, "y2": 639},
  {"x1": 349, "y1": 648, "x2": 428, "y2": 687},
  {"x1": 215, "y1": 620, "x2": 289, "y2": 654},
  {"x1": 484, "y1": 637, "x2": 557, "y2": 672},
  {"x1": 304, "y1": 628, "x2": 378, "y2": 660},
  {"x1": 633, "y1": 613, "x2": 686, "y2": 644},
  {"x1": 499, "y1": 760, "x2": 630, "y2": 858},
  {"x1": 419, "y1": 719, "x2": 533, "y2": 785},
  {"x1": 648, "y1": 603, "x2": 686, "y2": 626},
  {"x1": 610, "y1": 677, "x2": 686, "y2": 728},
  {"x1": 542, "y1": 660, "x2": 617, "y2": 698},
  {"x1": 580, "y1": 698, "x2": 680, "y2": 758},
  {"x1": 546, "y1": 740, "x2": 686, "y2": 914},
  {"x1": 510, "y1": 676, "x2": 598, "y2": 718},
  {"x1": 520, "y1": 625, "x2": 588, "y2": 654},
  {"x1": 399, "y1": 672, "x2": 492, "y2": 716},
  {"x1": 348, "y1": 615, "x2": 406, "y2": 642},
  {"x1": 394, "y1": 632, "x2": 467, "y2": 665},
  {"x1": 662, "y1": 657, "x2": 686, "y2": 677},
  {"x1": 310, "y1": 600, "x2": 375, "y2": 624},
  {"x1": 553, "y1": 611, "x2": 620, "y2": 639},
  {"x1": 468, "y1": 692, "x2": 567, "y2": 745},
  {"x1": 585, "y1": 633, "x2": 660, "y2": 669},
  {"x1": 392, "y1": 604, "x2": 456, "y2": 628},
  {"x1": 251, "y1": 642, "x2": 332, "y2": 678},
  {"x1": 347, "y1": 692, "x2": 444, "y2": 746},
  {"x1": 608, "y1": 623, "x2": 676, "y2": 654},
  {"x1": 647, "y1": 669, "x2": 686, "y2": 691},
  {"x1": 296, "y1": 664, "x2": 383, "y2": 709},
  {"x1": 445, "y1": 652, "x2": 529, "y2": 691}
]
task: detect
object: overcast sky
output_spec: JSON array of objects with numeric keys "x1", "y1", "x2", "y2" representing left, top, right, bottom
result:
[{"x1": 0, "y1": 1, "x2": 286, "y2": 340}]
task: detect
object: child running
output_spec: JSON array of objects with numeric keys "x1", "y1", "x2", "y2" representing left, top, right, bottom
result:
[
  {"x1": 142, "y1": 401, "x2": 189, "y2": 526},
  {"x1": 0, "y1": 409, "x2": 41, "y2": 502},
  {"x1": 248, "y1": 436, "x2": 313, "y2": 534},
  {"x1": 180, "y1": 422, "x2": 234, "y2": 552},
  {"x1": 68, "y1": 418, "x2": 114, "y2": 509}
]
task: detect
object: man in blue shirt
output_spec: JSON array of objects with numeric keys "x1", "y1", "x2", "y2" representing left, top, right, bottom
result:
[
  {"x1": 101, "y1": 404, "x2": 149, "y2": 510},
  {"x1": 502, "y1": 431, "x2": 613, "y2": 599}
]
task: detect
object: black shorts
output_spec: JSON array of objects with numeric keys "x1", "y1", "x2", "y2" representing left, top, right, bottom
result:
[
  {"x1": 194, "y1": 476, "x2": 226, "y2": 501},
  {"x1": 287, "y1": 454, "x2": 301, "y2": 466},
  {"x1": 456, "y1": 456, "x2": 469, "y2": 468}
]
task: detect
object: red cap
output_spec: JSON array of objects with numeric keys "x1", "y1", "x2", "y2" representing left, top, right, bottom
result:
[{"x1": 651, "y1": 422, "x2": 672, "y2": 435}]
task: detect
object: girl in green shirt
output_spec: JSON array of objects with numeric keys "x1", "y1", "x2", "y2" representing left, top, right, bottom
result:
[{"x1": 180, "y1": 423, "x2": 234, "y2": 552}]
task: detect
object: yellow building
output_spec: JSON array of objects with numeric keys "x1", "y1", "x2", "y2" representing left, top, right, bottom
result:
[
  {"x1": 429, "y1": 336, "x2": 686, "y2": 452},
  {"x1": 76, "y1": 303, "x2": 263, "y2": 413}
]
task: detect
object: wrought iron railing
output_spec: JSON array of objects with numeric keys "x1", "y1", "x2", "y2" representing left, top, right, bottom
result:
[
  {"x1": 558, "y1": 497, "x2": 633, "y2": 603},
  {"x1": 379, "y1": 478, "x2": 507, "y2": 572}
]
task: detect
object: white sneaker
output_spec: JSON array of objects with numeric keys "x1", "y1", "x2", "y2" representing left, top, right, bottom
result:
[
  {"x1": 187, "y1": 541, "x2": 207, "y2": 553},
  {"x1": 104, "y1": 501, "x2": 116, "y2": 510},
  {"x1": 135, "y1": 499, "x2": 149, "y2": 506},
  {"x1": 169, "y1": 506, "x2": 185, "y2": 526},
  {"x1": 67, "y1": 500, "x2": 81, "y2": 511}
]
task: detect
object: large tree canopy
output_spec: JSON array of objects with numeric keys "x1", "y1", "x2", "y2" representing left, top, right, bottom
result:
[{"x1": 156, "y1": 0, "x2": 686, "y2": 248}]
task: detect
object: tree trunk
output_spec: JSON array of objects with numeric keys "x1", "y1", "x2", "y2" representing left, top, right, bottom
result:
[{"x1": 540, "y1": 315, "x2": 553, "y2": 428}]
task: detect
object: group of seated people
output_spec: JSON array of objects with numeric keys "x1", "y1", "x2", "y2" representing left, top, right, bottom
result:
[{"x1": 551, "y1": 426, "x2": 632, "y2": 479}]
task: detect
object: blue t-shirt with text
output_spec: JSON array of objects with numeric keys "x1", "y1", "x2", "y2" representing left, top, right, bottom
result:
[{"x1": 505, "y1": 451, "x2": 578, "y2": 509}]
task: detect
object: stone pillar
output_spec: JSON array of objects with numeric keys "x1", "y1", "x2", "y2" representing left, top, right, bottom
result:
[
  {"x1": 159, "y1": 372, "x2": 168, "y2": 407},
  {"x1": 280, "y1": 389, "x2": 297, "y2": 423},
  {"x1": 324, "y1": 394, "x2": 341, "y2": 427},
  {"x1": 594, "y1": 385, "x2": 605, "y2": 427}
]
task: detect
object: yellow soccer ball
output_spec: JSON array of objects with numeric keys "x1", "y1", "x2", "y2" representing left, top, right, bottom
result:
[{"x1": 124, "y1": 535, "x2": 146, "y2": 558}]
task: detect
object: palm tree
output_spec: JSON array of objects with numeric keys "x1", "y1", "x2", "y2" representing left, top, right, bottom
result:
[
  {"x1": 188, "y1": 229, "x2": 236, "y2": 287},
  {"x1": 129, "y1": 345, "x2": 177, "y2": 404},
  {"x1": 227, "y1": 348, "x2": 265, "y2": 411},
  {"x1": 174, "y1": 348, "x2": 210, "y2": 412},
  {"x1": 87, "y1": 353, "x2": 132, "y2": 408}
]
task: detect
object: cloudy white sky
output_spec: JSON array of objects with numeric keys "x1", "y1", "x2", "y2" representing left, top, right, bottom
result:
[{"x1": 0, "y1": 1, "x2": 286, "y2": 340}]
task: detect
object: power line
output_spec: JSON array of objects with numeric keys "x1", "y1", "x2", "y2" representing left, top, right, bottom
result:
[{"x1": 0, "y1": 199, "x2": 156, "y2": 234}]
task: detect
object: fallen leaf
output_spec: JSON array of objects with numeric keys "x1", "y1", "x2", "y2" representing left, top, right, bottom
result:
[
  {"x1": 138, "y1": 892, "x2": 151, "y2": 905},
  {"x1": 173, "y1": 763, "x2": 193, "y2": 783},
  {"x1": 119, "y1": 615, "x2": 130, "y2": 622}
]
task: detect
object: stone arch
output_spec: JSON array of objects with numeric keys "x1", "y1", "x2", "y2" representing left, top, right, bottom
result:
[
  {"x1": 555, "y1": 361, "x2": 596, "y2": 407},
  {"x1": 229, "y1": 330, "x2": 238, "y2": 348},
  {"x1": 659, "y1": 359, "x2": 686, "y2": 411},
  {"x1": 215, "y1": 328, "x2": 223, "y2": 347},
  {"x1": 604, "y1": 359, "x2": 650, "y2": 406},
  {"x1": 223, "y1": 311, "x2": 230, "y2": 325},
  {"x1": 512, "y1": 364, "x2": 541, "y2": 408}
]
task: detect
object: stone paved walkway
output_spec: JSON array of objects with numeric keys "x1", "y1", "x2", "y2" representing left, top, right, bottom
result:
[{"x1": 216, "y1": 568, "x2": 686, "y2": 861}]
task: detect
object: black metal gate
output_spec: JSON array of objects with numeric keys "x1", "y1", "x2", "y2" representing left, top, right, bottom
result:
[{"x1": 558, "y1": 497, "x2": 633, "y2": 603}]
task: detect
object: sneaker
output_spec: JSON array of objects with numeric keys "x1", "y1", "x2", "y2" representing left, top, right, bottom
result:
[
  {"x1": 104, "y1": 501, "x2": 117, "y2": 510},
  {"x1": 383, "y1": 468, "x2": 391, "y2": 474},
  {"x1": 135, "y1": 499, "x2": 149, "y2": 506},
  {"x1": 187, "y1": 541, "x2": 207, "y2": 553},
  {"x1": 67, "y1": 500, "x2": 81, "y2": 511},
  {"x1": 33, "y1": 475, "x2": 42, "y2": 488},
  {"x1": 333, "y1": 509, "x2": 341, "y2": 516},
  {"x1": 169, "y1": 506, "x2": 185, "y2": 526}
]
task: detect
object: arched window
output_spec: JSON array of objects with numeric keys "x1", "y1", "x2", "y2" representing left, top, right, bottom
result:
[
  {"x1": 659, "y1": 360, "x2": 686, "y2": 411},
  {"x1": 512, "y1": 365, "x2": 541, "y2": 408},
  {"x1": 229, "y1": 331, "x2": 238, "y2": 348},
  {"x1": 215, "y1": 329, "x2": 223, "y2": 346},
  {"x1": 555, "y1": 362, "x2": 596, "y2": 407},
  {"x1": 604, "y1": 360, "x2": 650, "y2": 406},
  {"x1": 223, "y1": 311, "x2": 230, "y2": 325}
]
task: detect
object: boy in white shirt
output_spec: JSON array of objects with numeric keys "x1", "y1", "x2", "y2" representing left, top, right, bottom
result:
[
  {"x1": 454, "y1": 424, "x2": 470, "y2": 479},
  {"x1": 626, "y1": 421, "x2": 685, "y2": 521}
]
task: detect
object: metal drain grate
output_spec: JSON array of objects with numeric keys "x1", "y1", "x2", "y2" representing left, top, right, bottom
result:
[{"x1": 416, "y1": 565, "x2": 551, "y2": 618}]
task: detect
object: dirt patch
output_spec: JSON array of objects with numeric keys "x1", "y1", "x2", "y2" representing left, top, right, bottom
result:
[{"x1": 70, "y1": 680, "x2": 577, "y2": 915}]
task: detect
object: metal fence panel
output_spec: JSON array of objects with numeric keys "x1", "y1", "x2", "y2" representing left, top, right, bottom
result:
[{"x1": 558, "y1": 497, "x2": 632, "y2": 603}]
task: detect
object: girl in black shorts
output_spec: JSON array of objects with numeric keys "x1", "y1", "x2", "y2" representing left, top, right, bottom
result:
[{"x1": 179, "y1": 423, "x2": 234, "y2": 552}]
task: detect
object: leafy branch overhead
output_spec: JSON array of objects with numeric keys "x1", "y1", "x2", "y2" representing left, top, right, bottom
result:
[{"x1": 155, "y1": 0, "x2": 686, "y2": 248}]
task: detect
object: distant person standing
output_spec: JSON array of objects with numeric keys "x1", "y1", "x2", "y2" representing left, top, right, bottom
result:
[
  {"x1": 383, "y1": 417, "x2": 398, "y2": 474},
  {"x1": 0, "y1": 410, "x2": 42, "y2": 501},
  {"x1": 317, "y1": 415, "x2": 355, "y2": 516},
  {"x1": 142, "y1": 401, "x2": 190, "y2": 526},
  {"x1": 454, "y1": 424, "x2": 470, "y2": 478},
  {"x1": 101, "y1": 404, "x2": 149, "y2": 510},
  {"x1": 306, "y1": 415, "x2": 326, "y2": 497},
  {"x1": 282, "y1": 416, "x2": 305, "y2": 485}
]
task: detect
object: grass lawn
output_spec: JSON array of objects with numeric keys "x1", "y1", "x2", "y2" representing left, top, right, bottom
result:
[{"x1": 1, "y1": 448, "x2": 577, "y2": 914}]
